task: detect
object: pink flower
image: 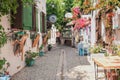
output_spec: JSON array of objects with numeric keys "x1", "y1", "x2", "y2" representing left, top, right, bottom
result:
[
  {"x1": 72, "y1": 7, "x2": 80, "y2": 16},
  {"x1": 73, "y1": 18, "x2": 91, "y2": 30}
]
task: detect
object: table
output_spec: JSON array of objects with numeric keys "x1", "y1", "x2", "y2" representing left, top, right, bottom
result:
[{"x1": 93, "y1": 56, "x2": 120, "y2": 80}]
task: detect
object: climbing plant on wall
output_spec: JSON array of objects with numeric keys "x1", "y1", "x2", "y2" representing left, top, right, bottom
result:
[
  {"x1": 0, "y1": 25, "x2": 7, "y2": 48},
  {"x1": 82, "y1": 0, "x2": 120, "y2": 45},
  {"x1": 47, "y1": 0, "x2": 65, "y2": 30}
]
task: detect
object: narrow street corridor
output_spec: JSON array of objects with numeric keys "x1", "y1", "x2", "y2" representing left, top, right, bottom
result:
[{"x1": 11, "y1": 45, "x2": 103, "y2": 80}]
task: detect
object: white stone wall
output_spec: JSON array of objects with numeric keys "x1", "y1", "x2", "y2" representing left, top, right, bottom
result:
[
  {"x1": 35, "y1": 0, "x2": 46, "y2": 14},
  {"x1": 36, "y1": 0, "x2": 46, "y2": 46},
  {"x1": 91, "y1": 11, "x2": 96, "y2": 46},
  {"x1": 0, "y1": 15, "x2": 38, "y2": 75},
  {"x1": 0, "y1": 0, "x2": 46, "y2": 76},
  {"x1": 48, "y1": 25, "x2": 56, "y2": 44}
]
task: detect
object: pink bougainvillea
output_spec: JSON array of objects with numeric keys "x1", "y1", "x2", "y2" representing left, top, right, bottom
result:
[
  {"x1": 72, "y1": 7, "x2": 80, "y2": 19},
  {"x1": 71, "y1": 6, "x2": 91, "y2": 30},
  {"x1": 72, "y1": 7, "x2": 80, "y2": 14},
  {"x1": 73, "y1": 18, "x2": 91, "y2": 30}
]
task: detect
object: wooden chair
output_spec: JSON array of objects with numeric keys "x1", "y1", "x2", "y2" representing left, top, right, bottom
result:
[
  {"x1": 32, "y1": 34, "x2": 40, "y2": 48},
  {"x1": 13, "y1": 34, "x2": 28, "y2": 60}
]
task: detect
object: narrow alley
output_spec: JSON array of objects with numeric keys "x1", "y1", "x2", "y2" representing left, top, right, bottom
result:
[
  {"x1": 1, "y1": 0, "x2": 120, "y2": 80},
  {"x1": 11, "y1": 45, "x2": 104, "y2": 80}
]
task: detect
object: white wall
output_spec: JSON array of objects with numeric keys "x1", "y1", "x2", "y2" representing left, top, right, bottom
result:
[
  {"x1": 0, "y1": 0, "x2": 46, "y2": 76},
  {"x1": 36, "y1": 0, "x2": 46, "y2": 46},
  {"x1": 0, "y1": 15, "x2": 28, "y2": 75},
  {"x1": 91, "y1": 11, "x2": 96, "y2": 46},
  {"x1": 0, "y1": 14, "x2": 40, "y2": 76},
  {"x1": 36, "y1": 0, "x2": 46, "y2": 14},
  {"x1": 101, "y1": 21, "x2": 105, "y2": 41}
]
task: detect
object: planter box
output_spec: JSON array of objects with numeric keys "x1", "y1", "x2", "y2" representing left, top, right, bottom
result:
[
  {"x1": 26, "y1": 58, "x2": 35, "y2": 67},
  {"x1": 39, "y1": 51, "x2": 44, "y2": 56}
]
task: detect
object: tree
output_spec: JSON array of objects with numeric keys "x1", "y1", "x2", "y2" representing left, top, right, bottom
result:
[
  {"x1": 46, "y1": 0, "x2": 87, "y2": 31},
  {"x1": 64, "y1": 0, "x2": 74, "y2": 12},
  {"x1": 47, "y1": 0, "x2": 65, "y2": 30}
]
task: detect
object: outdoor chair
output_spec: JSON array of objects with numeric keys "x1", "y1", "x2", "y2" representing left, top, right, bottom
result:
[
  {"x1": 83, "y1": 43, "x2": 90, "y2": 56},
  {"x1": 78, "y1": 42, "x2": 90, "y2": 56}
]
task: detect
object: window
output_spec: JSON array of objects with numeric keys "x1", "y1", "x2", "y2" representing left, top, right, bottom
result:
[
  {"x1": 11, "y1": 1, "x2": 37, "y2": 31},
  {"x1": 40, "y1": 12, "x2": 46, "y2": 33}
]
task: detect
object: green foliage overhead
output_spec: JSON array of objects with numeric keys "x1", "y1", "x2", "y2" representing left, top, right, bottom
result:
[
  {"x1": 72, "y1": 0, "x2": 84, "y2": 7},
  {"x1": 47, "y1": 0, "x2": 83, "y2": 31},
  {"x1": 47, "y1": 0, "x2": 65, "y2": 28},
  {"x1": 64, "y1": 0, "x2": 74, "y2": 12},
  {"x1": 0, "y1": 0, "x2": 18, "y2": 16},
  {"x1": 0, "y1": 0, "x2": 33, "y2": 17}
]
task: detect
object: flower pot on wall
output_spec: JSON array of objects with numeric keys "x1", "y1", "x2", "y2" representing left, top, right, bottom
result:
[
  {"x1": 25, "y1": 58, "x2": 35, "y2": 67},
  {"x1": 25, "y1": 50, "x2": 38, "y2": 66},
  {"x1": 47, "y1": 44, "x2": 52, "y2": 51},
  {"x1": 48, "y1": 47, "x2": 52, "y2": 51},
  {"x1": 39, "y1": 51, "x2": 44, "y2": 56}
]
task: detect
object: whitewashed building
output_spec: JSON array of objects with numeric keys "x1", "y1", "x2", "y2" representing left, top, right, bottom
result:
[{"x1": 0, "y1": 0, "x2": 46, "y2": 76}]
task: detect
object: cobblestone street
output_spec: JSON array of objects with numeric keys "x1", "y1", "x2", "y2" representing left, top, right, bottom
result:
[{"x1": 11, "y1": 45, "x2": 105, "y2": 80}]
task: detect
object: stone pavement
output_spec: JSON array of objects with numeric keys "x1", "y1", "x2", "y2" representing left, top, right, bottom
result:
[{"x1": 11, "y1": 45, "x2": 105, "y2": 80}]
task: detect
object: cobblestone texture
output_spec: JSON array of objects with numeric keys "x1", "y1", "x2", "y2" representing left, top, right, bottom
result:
[{"x1": 11, "y1": 45, "x2": 105, "y2": 80}]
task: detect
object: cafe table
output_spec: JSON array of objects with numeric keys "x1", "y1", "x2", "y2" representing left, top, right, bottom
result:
[{"x1": 93, "y1": 56, "x2": 120, "y2": 80}]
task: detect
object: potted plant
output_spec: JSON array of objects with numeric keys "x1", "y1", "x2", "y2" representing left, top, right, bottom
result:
[
  {"x1": 47, "y1": 44, "x2": 52, "y2": 51},
  {"x1": 114, "y1": 45, "x2": 120, "y2": 56},
  {"x1": 89, "y1": 45, "x2": 102, "y2": 54},
  {"x1": 0, "y1": 58, "x2": 10, "y2": 80},
  {"x1": 25, "y1": 50, "x2": 38, "y2": 66},
  {"x1": 39, "y1": 44, "x2": 44, "y2": 56}
]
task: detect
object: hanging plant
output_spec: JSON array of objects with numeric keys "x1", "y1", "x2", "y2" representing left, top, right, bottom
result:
[{"x1": 0, "y1": 25, "x2": 7, "y2": 48}]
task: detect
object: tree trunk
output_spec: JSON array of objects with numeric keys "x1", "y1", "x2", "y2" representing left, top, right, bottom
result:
[
  {"x1": 105, "y1": 12, "x2": 113, "y2": 46},
  {"x1": 95, "y1": 12, "x2": 103, "y2": 45}
]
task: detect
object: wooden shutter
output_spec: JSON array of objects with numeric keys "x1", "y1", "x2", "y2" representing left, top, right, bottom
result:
[
  {"x1": 22, "y1": 5, "x2": 32, "y2": 30},
  {"x1": 11, "y1": 0, "x2": 22, "y2": 29},
  {"x1": 42, "y1": 12, "x2": 45, "y2": 33},
  {"x1": 45, "y1": 15, "x2": 47, "y2": 32},
  {"x1": 36, "y1": 10, "x2": 38, "y2": 31},
  {"x1": 40, "y1": 12, "x2": 42, "y2": 32},
  {"x1": 32, "y1": 5, "x2": 36, "y2": 31},
  {"x1": 40, "y1": 12, "x2": 46, "y2": 33}
]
